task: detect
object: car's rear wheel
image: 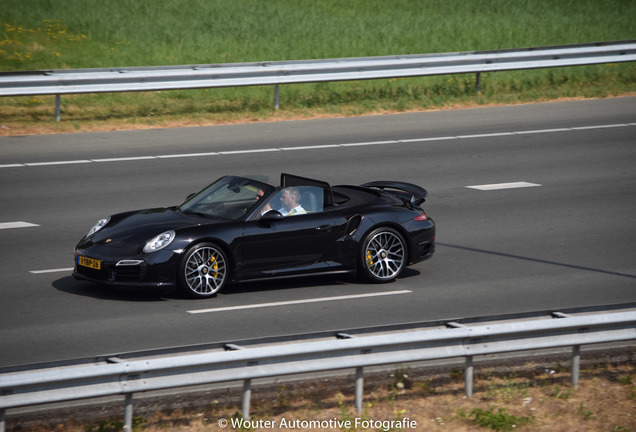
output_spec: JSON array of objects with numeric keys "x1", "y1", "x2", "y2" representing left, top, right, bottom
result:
[
  {"x1": 179, "y1": 242, "x2": 228, "y2": 298},
  {"x1": 360, "y1": 227, "x2": 406, "y2": 282}
]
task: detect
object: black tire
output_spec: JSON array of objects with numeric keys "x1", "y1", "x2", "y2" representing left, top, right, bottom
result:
[
  {"x1": 359, "y1": 227, "x2": 407, "y2": 283},
  {"x1": 179, "y1": 242, "x2": 228, "y2": 298}
]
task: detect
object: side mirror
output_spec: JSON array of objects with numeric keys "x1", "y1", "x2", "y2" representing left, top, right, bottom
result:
[
  {"x1": 260, "y1": 210, "x2": 284, "y2": 223},
  {"x1": 258, "y1": 210, "x2": 284, "y2": 228}
]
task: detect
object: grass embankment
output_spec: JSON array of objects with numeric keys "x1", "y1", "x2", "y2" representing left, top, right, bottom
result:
[
  {"x1": 13, "y1": 359, "x2": 635, "y2": 432},
  {"x1": 1, "y1": 0, "x2": 635, "y2": 135}
]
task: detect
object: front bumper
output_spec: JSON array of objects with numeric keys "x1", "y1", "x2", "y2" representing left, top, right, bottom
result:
[{"x1": 73, "y1": 248, "x2": 181, "y2": 288}]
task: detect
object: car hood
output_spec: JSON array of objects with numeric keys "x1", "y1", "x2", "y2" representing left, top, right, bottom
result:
[{"x1": 80, "y1": 207, "x2": 222, "y2": 252}]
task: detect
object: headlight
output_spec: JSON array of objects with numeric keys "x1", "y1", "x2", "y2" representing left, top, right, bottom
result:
[
  {"x1": 143, "y1": 230, "x2": 175, "y2": 253},
  {"x1": 87, "y1": 217, "x2": 110, "y2": 237}
]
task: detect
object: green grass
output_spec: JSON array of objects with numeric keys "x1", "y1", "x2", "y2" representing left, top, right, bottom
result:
[
  {"x1": 2, "y1": 0, "x2": 635, "y2": 68},
  {"x1": 1, "y1": 0, "x2": 635, "y2": 132}
]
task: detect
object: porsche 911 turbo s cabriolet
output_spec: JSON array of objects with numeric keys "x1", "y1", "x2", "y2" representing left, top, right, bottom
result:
[{"x1": 74, "y1": 173, "x2": 435, "y2": 298}]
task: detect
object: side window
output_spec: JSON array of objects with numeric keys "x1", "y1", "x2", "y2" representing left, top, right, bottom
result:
[
  {"x1": 297, "y1": 186, "x2": 324, "y2": 213},
  {"x1": 260, "y1": 186, "x2": 324, "y2": 217}
]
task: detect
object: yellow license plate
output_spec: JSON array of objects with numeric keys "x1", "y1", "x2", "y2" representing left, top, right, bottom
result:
[{"x1": 78, "y1": 256, "x2": 101, "y2": 270}]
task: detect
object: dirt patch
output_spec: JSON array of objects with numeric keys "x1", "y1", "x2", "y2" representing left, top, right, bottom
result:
[{"x1": 2, "y1": 94, "x2": 634, "y2": 137}]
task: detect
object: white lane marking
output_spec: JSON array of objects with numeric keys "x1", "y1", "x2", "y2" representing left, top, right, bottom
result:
[
  {"x1": 0, "y1": 221, "x2": 40, "y2": 229},
  {"x1": 30, "y1": 267, "x2": 74, "y2": 274},
  {"x1": 467, "y1": 182, "x2": 541, "y2": 190},
  {"x1": 457, "y1": 132, "x2": 515, "y2": 139},
  {"x1": 515, "y1": 128, "x2": 571, "y2": 134},
  {"x1": 92, "y1": 156, "x2": 157, "y2": 163},
  {"x1": 156, "y1": 152, "x2": 219, "y2": 158},
  {"x1": 341, "y1": 140, "x2": 396, "y2": 147},
  {"x1": 187, "y1": 290, "x2": 412, "y2": 314},
  {"x1": 219, "y1": 148, "x2": 280, "y2": 155},
  {"x1": 571, "y1": 123, "x2": 631, "y2": 130},
  {"x1": 2, "y1": 122, "x2": 633, "y2": 169},
  {"x1": 400, "y1": 136, "x2": 458, "y2": 143},
  {"x1": 281, "y1": 144, "x2": 341, "y2": 151},
  {"x1": 24, "y1": 160, "x2": 92, "y2": 167}
]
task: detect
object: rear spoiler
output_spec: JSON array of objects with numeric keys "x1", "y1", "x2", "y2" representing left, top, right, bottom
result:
[{"x1": 361, "y1": 181, "x2": 428, "y2": 208}]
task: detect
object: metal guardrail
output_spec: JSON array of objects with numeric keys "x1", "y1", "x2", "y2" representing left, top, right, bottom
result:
[
  {"x1": 1, "y1": 40, "x2": 635, "y2": 121},
  {"x1": 1, "y1": 308, "x2": 635, "y2": 431}
]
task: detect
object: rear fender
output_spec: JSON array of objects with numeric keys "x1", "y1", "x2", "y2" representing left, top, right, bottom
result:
[{"x1": 353, "y1": 216, "x2": 413, "y2": 267}]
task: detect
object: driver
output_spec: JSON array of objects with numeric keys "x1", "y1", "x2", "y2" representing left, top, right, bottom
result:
[
  {"x1": 279, "y1": 187, "x2": 306, "y2": 216},
  {"x1": 262, "y1": 187, "x2": 306, "y2": 216}
]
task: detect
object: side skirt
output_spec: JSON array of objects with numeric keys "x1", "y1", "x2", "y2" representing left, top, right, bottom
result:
[{"x1": 238, "y1": 269, "x2": 355, "y2": 284}]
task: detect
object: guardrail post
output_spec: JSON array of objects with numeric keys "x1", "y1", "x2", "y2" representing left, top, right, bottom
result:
[
  {"x1": 1, "y1": 408, "x2": 6, "y2": 432},
  {"x1": 274, "y1": 84, "x2": 280, "y2": 110},
  {"x1": 242, "y1": 379, "x2": 252, "y2": 419},
  {"x1": 55, "y1": 95, "x2": 61, "y2": 122},
  {"x1": 355, "y1": 367, "x2": 364, "y2": 413},
  {"x1": 465, "y1": 356, "x2": 474, "y2": 397},
  {"x1": 475, "y1": 73, "x2": 482, "y2": 93},
  {"x1": 571, "y1": 345, "x2": 581, "y2": 389},
  {"x1": 123, "y1": 393, "x2": 133, "y2": 432}
]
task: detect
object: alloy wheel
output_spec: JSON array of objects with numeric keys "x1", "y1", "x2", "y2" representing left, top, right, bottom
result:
[
  {"x1": 364, "y1": 229, "x2": 406, "y2": 281},
  {"x1": 183, "y1": 244, "x2": 227, "y2": 296}
]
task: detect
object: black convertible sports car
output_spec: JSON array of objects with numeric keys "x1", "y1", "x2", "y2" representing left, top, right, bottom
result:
[{"x1": 74, "y1": 174, "x2": 435, "y2": 298}]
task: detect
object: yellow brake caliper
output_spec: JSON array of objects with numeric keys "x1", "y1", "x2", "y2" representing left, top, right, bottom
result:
[
  {"x1": 208, "y1": 256, "x2": 218, "y2": 278},
  {"x1": 366, "y1": 251, "x2": 374, "y2": 268}
]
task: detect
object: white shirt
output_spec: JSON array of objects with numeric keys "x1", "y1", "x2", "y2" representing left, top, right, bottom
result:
[{"x1": 280, "y1": 205, "x2": 306, "y2": 216}]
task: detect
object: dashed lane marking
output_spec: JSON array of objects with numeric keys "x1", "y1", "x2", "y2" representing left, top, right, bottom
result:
[
  {"x1": 30, "y1": 267, "x2": 74, "y2": 274},
  {"x1": 188, "y1": 290, "x2": 412, "y2": 314},
  {"x1": 0, "y1": 221, "x2": 40, "y2": 229},
  {"x1": 466, "y1": 182, "x2": 542, "y2": 191}
]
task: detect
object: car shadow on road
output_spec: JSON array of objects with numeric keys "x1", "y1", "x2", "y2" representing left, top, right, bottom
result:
[
  {"x1": 52, "y1": 276, "x2": 176, "y2": 302},
  {"x1": 51, "y1": 268, "x2": 421, "y2": 301},
  {"x1": 222, "y1": 273, "x2": 360, "y2": 296}
]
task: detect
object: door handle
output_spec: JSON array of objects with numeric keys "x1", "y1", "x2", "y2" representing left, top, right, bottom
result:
[{"x1": 316, "y1": 225, "x2": 332, "y2": 232}]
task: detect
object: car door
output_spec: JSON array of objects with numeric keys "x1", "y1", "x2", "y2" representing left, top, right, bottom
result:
[{"x1": 238, "y1": 212, "x2": 339, "y2": 279}]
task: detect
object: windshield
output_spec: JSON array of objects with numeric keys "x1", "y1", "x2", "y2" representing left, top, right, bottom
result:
[{"x1": 179, "y1": 176, "x2": 274, "y2": 220}]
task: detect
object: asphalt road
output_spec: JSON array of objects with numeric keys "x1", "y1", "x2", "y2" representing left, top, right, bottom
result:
[{"x1": 0, "y1": 97, "x2": 634, "y2": 368}]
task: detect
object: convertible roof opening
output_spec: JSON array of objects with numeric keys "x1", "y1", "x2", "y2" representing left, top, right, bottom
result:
[{"x1": 281, "y1": 173, "x2": 334, "y2": 207}]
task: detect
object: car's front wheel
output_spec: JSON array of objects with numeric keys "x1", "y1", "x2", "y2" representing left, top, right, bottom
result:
[
  {"x1": 359, "y1": 227, "x2": 406, "y2": 282},
  {"x1": 179, "y1": 242, "x2": 228, "y2": 298}
]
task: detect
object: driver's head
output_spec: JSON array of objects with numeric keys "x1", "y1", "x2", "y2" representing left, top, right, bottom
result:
[{"x1": 281, "y1": 187, "x2": 301, "y2": 211}]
